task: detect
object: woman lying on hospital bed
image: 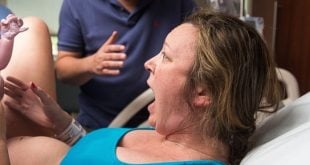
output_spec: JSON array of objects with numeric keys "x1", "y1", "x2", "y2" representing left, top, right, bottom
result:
[{"x1": 0, "y1": 10, "x2": 282, "y2": 165}]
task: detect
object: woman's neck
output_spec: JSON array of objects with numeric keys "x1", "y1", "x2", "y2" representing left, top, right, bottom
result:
[{"x1": 163, "y1": 130, "x2": 229, "y2": 162}]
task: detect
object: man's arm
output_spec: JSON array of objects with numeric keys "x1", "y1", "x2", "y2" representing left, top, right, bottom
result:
[{"x1": 55, "y1": 51, "x2": 95, "y2": 86}]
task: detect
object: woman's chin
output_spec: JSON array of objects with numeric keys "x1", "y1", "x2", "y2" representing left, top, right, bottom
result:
[
  {"x1": 147, "y1": 101, "x2": 155, "y2": 112},
  {"x1": 147, "y1": 117, "x2": 156, "y2": 127},
  {"x1": 147, "y1": 101, "x2": 156, "y2": 127}
]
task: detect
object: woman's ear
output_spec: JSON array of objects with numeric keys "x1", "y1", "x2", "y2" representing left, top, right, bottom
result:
[{"x1": 193, "y1": 86, "x2": 211, "y2": 107}]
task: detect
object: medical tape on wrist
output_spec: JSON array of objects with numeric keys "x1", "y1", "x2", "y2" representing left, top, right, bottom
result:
[{"x1": 56, "y1": 119, "x2": 86, "y2": 146}]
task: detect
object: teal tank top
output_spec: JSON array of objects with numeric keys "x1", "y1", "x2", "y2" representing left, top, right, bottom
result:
[{"x1": 61, "y1": 128, "x2": 226, "y2": 165}]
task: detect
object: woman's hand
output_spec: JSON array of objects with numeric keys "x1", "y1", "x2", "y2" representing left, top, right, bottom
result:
[
  {"x1": 4, "y1": 76, "x2": 72, "y2": 134},
  {"x1": 0, "y1": 14, "x2": 28, "y2": 40}
]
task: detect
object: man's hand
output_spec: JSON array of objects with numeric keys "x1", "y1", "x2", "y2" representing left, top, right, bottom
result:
[{"x1": 89, "y1": 31, "x2": 127, "y2": 75}]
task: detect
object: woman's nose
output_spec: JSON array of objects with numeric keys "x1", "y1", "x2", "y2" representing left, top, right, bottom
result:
[{"x1": 144, "y1": 55, "x2": 157, "y2": 73}]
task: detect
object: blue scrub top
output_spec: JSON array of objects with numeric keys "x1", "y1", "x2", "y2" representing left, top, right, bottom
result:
[{"x1": 61, "y1": 128, "x2": 227, "y2": 165}]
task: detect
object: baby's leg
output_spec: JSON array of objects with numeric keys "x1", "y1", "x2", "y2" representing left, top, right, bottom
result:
[{"x1": 1, "y1": 17, "x2": 56, "y2": 138}]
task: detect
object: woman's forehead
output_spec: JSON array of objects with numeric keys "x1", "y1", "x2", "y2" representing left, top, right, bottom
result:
[
  {"x1": 165, "y1": 23, "x2": 197, "y2": 55},
  {"x1": 167, "y1": 23, "x2": 197, "y2": 41}
]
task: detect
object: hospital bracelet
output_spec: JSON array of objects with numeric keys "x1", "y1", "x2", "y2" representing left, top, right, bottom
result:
[{"x1": 55, "y1": 119, "x2": 86, "y2": 146}]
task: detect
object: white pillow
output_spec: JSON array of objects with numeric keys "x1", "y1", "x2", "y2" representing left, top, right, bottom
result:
[{"x1": 241, "y1": 92, "x2": 310, "y2": 164}]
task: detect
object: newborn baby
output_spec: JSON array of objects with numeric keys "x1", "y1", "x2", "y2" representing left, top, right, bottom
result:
[{"x1": 0, "y1": 14, "x2": 28, "y2": 99}]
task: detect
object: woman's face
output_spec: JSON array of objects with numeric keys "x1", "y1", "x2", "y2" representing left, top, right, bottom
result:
[{"x1": 144, "y1": 23, "x2": 197, "y2": 135}]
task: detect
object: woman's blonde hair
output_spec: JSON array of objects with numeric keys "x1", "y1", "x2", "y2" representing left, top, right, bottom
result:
[{"x1": 184, "y1": 11, "x2": 282, "y2": 164}]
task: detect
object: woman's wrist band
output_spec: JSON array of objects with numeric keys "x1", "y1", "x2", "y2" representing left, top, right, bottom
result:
[{"x1": 55, "y1": 119, "x2": 86, "y2": 146}]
